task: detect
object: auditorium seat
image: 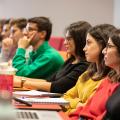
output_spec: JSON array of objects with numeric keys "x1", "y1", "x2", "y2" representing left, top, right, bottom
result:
[{"x1": 49, "y1": 37, "x2": 65, "y2": 51}]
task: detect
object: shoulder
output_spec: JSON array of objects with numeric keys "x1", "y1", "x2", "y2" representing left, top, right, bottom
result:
[{"x1": 72, "y1": 61, "x2": 89, "y2": 72}]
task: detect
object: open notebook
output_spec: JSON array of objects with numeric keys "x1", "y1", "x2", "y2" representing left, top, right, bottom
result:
[
  {"x1": 13, "y1": 90, "x2": 62, "y2": 97},
  {"x1": 17, "y1": 97, "x2": 69, "y2": 106}
]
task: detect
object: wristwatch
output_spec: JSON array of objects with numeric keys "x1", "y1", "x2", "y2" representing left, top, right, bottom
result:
[{"x1": 21, "y1": 77, "x2": 26, "y2": 88}]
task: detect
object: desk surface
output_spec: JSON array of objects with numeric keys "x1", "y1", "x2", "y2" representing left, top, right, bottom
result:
[
  {"x1": 15, "y1": 109, "x2": 70, "y2": 120},
  {"x1": 14, "y1": 102, "x2": 62, "y2": 111},
  {"x1": 59, "y1": 111, "x2": 71, "y2": 120},
  {"x1": 13, "y1": 87, "x2": 30, "y2": 91}
]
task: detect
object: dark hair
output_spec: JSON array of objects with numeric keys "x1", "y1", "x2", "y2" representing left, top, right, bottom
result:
[
  {"x1": 28, "y1": 17, "x2": 52, "y2": 40},
  {"x1": 11, "y1": 18, "x2": 27, "y2": 30},
  {"x1": 4, "y1": 19, "x2": 11, "y2": 25},
  {"x1": 83, "y1": 24, "x2": 116, "y2": 81},
  {"x1": 0, "y1": 19, "x2": 6, "y2": 27},
  {"x1": 108, "y1": 29, "x2": 120, "y2": 82},
  {"x1": 65, "y1": 21, "x2": 92, "y2": 60}
]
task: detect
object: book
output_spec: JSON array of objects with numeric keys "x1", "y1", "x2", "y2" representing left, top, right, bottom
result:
[
  {"x1": 13, "y1": 90, "x2": 62, "y2": 97},
  {"x1": 17, "y1": 97, "x2": 69, "y2": 106}
]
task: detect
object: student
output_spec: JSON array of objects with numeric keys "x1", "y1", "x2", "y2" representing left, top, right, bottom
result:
[
  {"x1": 63, "y1": 24, "x2": 116, "y2": 115},
  {"x1": 0, "y1": 19, "x2": 5, "y2": 52},
  {"x1": 0, "y1": 18, "x2": 27, "y2": 62},
  {"x1": 0, "y1": 19, "x2": 11, "y2": 59},
  {"x1": 14, "y1": 21, "x2": 91, "y2": 93},
  {"x1": 103, "y1": 30, "x2": 120, "y2": 120},
  {"x1": 12, "y1": 17, "x2": 64, "y2": 79},
  {"x1": 1, "y1": 19, "x2": 11, "y2": 39},
  {"x1": 69, "y1": 26, "x2": 120, "y2": 120}
]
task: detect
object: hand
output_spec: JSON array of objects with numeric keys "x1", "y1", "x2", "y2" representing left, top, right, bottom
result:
[
  {"x1": 18, "y1": 36, "x2": 30, "y2": 49},
  {"x1": 76, "y1": 102, "x2": 85, "y2": 108},
  {"x1": 13, "y1": 76, "x2": 22, "y2": 87},
  {"x1": 2, "y1": 37, "x2": 13, "y2": 50},
  {"x1": 8, "y1": 59, "x2": 12, "y2": 66},
  {"x1": 18, "y1": 32, "x2": 37, "y2": 49}
]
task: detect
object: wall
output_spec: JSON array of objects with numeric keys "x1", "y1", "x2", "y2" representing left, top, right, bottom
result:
[
  {"x1": 0, "y1": 0, "x2": 113, "y2": 36},
  {"x1": 114, "y1": 0, "x2": 120, "y2": 28}
]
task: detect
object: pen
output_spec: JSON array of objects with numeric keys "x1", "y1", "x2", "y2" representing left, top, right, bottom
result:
[{"x1": 13, "y1": 96, "x2": 32, "y2": 106}]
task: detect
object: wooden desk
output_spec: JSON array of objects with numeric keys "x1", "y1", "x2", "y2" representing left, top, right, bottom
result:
[
  {"x1": 13, "y1": 87, "x2": 30, "y2": 91},
  {"x1": 15, "y1": 103, "x2": 62, "y2": 111},
  {"x1": 15, "y1": 109, "x2": 70, "y2": 120}
]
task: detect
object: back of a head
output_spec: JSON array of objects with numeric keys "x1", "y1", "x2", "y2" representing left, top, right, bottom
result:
[
  {"x1": 28, "y1": 17, "x2": 52, "y2": 40},
  {"x1": 11, "y1": 18, "x2": 27, "y2": 30},
  {"x1": 66, "y1": 21, "x2": 92, "y2": 59}
]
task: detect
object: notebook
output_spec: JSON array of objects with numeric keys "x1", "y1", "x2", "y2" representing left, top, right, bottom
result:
[
  {"x1": 18, "y1": 97, "x2": 69, "y2": 106},
  {"x1": 13, "y1": 90, "x2": 62, "y2": 97}
]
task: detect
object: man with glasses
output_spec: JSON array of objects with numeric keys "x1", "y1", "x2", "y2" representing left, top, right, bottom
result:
[{"x1": 12, "y1": 17, "x2": 64, "y2": 79}]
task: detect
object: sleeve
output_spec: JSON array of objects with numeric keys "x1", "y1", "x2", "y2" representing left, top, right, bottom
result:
[
  {"x1": 12, "y1": 48, "x2": 55, "y2": 78},
  {"x1": 63, "y1": 73, "x2": 87, "y2": 110},
  {"x1": 50, "y1": 63, "x2": 88, "y2": 93},
  {"x1": 46, "y1": 72, "x2": 57, "y2": 82}
]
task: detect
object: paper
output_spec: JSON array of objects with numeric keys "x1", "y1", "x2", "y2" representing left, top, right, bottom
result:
[
  {"x1": 13, "y1": 90, "x2": 62, "y2": 97},
  {"x1": 18, "y1": 97, "x2": 69, "y2": 106}
]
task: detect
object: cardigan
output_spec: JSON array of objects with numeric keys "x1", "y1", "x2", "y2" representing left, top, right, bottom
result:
[
  {"x1": 63, "y1": 71, "x2": 102, "y2": 114},
  {"x1": 12, "y1": 41, "x2": 64, "y2": 79},
  {"x1": 69, "y1": 77, "x2": 120, "y2": 120}
]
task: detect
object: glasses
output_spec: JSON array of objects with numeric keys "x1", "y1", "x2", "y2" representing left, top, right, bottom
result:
[
  {"x1": 25, "y1": 27, "x2": 38, "y2": 32},
  {"x1": 64, "y1": 36, "x2": 73, "y2": 42}
]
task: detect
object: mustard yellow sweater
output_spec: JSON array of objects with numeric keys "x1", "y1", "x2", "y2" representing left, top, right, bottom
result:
[{"x1": 63, "y1": 71, "x2": 102, "y2": 114}]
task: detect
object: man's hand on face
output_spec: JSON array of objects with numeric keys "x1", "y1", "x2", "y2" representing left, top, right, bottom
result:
[
  {"x1": 18, "y1": 32, "x2": 36, "y2": 49},
  {"x1": 2, "y1": 37, "x2": 13, "y2": 51},
  {"x1": 18, "y1": 36, "x2": 30, "y2": 49}
]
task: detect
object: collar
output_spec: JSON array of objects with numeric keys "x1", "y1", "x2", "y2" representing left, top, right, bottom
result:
[{"x1": 30, "y1": 41, "x2": 50, "y2": 57}]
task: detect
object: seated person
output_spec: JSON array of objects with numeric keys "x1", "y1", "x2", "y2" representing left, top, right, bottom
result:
[
  {"x1": 14, "y1": 21, "x2": 91, "y2": 93},
  {"x1": 69, "y1": 26, "x2": 120, "y2": 120},
  {"x1": 12, "y1": 17, "x2": 64, "y2": 79},
  {"x1": 1, "y1": 18, "x2": 28, "y2": 62},
  {"x1": 0, "y1": 19, "x2": 11, "y2": 61},
  {"x1": 63, "y1": 24, "x2": 116, "y2": 114},
  {"x1": 103, "y1": 29, "x2": 120, "y2": 120}
]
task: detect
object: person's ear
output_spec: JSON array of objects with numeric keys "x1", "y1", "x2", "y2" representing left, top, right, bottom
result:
[{"x1": 39, "y1": 31, "x2": 47, "y2": 39}]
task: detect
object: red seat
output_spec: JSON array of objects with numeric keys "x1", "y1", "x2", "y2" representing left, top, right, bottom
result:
[{"x1": 49, "y1": 37, "x2": 65, "y2": 51}]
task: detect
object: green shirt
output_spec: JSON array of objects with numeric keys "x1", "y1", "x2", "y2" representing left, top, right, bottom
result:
[{"x1": 12, "y1": 41, "x2": 64, "y2": 79}]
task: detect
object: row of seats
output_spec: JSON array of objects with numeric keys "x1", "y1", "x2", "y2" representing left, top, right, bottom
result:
[{"x1": 49, "y1": 37, "x2": 66, "y2": 51}]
